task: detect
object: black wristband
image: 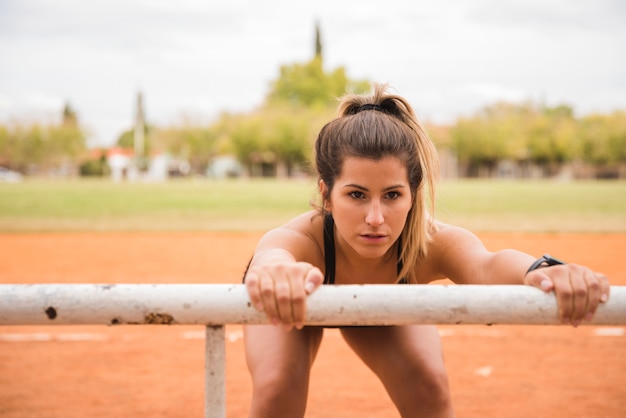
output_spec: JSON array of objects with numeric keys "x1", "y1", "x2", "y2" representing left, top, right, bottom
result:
[{"x1": 525, "y1": 254, "x2": 566, "y2": 276}]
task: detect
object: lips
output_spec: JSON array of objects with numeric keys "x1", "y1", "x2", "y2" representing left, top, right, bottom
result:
[{"x1": 360, "y1": 233, "x2": 387, "y2": 243}]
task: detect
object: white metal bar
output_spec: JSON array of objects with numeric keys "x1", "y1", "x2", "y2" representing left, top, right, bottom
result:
[
  {"x1": 0, "y1": 284, "x2": 624, "y2": 326},
  {"x1": 205, "y1": 325, "x2": 225, "y2": 418}
]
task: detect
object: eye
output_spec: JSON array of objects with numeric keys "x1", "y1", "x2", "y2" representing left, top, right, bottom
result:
[
  {"x1": 349, "y1": 190, "x2": 365, "y2": 199},
  {"x1": 386, "y1": 191, "x2": 401, "y2": 200}
]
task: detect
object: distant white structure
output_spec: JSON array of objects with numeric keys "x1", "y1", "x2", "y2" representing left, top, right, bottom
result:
[
  {"x1": 207, "y1": 155, "x2": 242, "y2": 179},
  {"x1": 147, "y1": 153, "x2": 168, "y2": 181},
  {"x1": 106, "y1": 147, "x2": 132, "y2": 182},
  {"x1": 106, "y1": 147, "x2": 169, "y2": 182},
  {"x1": 106, "y1": 91, "x2": 170, "y2": 182}
]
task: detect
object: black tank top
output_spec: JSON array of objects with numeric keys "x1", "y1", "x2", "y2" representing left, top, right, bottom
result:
[{"x1": 323, "y1": 215, "x2": 405, "y2": 285}]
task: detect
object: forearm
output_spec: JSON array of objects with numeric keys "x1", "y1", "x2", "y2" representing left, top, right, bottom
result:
[
  {"x1": 478, "y1": 249, "x2": 536, "y2": 285},
  {"x1": 251, "y1": 248, "x2": 297, "y2": 267},
  {"x1": 247, "y1": 225, "x2": 319, "y2": 270}
]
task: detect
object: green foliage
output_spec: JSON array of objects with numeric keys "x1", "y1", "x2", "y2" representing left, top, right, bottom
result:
[
  {"x1": 451, "y1": 102, "x2": 532, "y2": 174},
  {"x1": 266, "y1": 56, "x2": 370, "y2": 109},
  {"x1": 151, "y1": 124, "x2": 217, "y2": 173},
  {"x1": 79, "y1": 155, "x2": 109, "y2": 176},
  {"x1": 0, "y1": 120, "x2": 87, "y2": 174},
  {"x1": 227, "y1": 105, "x2": 334, "y2": 176},
  {"x1": 62, "y1": 102, "x2": 78, "y2": 126},
  {"x1": 449, "y1": 101, "x2": 625, "y2": 176},
  {"x1": 106, "y1": 54, "x2": 370, "y2": 178},
  {"x1": 579, "y1": 111, "x2": 626, "y2": 165},
  {"x1": 116, "y1": 124, "x2": 152, "y2": 156},
  {"x1": 526, "y1": 107, "x2": 577, "y2": 164},
  {"x1": 222, "y1": 56, "x2": 369, "y2": 175},
  {"x1": 314, "y1": 21, "x2": 323, "y2": 58}
]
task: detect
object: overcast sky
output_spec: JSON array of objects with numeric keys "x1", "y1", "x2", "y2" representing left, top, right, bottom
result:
[{"x1": 1, "y1": 0, "x2": 625, "y2": 147}]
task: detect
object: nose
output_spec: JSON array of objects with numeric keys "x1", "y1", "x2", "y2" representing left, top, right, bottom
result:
[{"x1": 365, "y1": 201, "x2": 384, "y2": 226}]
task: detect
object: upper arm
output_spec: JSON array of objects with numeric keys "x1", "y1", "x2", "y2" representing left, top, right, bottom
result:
[{"x1": 428, "y1": 224, "x2": 535, "y2": 284}]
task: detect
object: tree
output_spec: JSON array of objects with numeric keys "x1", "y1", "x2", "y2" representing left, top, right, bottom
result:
[
  {"x1": 451, "y1": 102, "x2": 525, "y2": 176},
  {"x1": 527, "y1": 104, "x2": 578, "y2": 166},
  {"x1": 265, "y1": 106, "x2": 319, "y2": 176},
  {"x1": 211, "y1": 22, "x2": 371, "y2": 177},
  {"x1": 62, "y1": 102, "x2": 78, "y2": 126},
  {"x1": 265, "y1": 21, "x2": 369, "y2": 110},
  {"x1": 229, "y1": 115, "x2": 267, "y2": 176},
  {"x1": 451, "y1": 101, "x2": 580, "y2": 177},
  {"x1": 579, "y1": 112, "x2": 626, "y2": 166},
  {"x1": 116, "y1": 124, "x2": 151, "y2": 157},
  {"x1": 0, "y1": 125, "x2": 12, "y2": 168},
  {"x1": 225, "y1": 49, "x2": 369, "y2": 177},
  {"x1": 265, "y1": 56, "x2": 370, "y2": 110},
  {"x1": 314, "y1": 20, "x2": 323, "y2": 59}
]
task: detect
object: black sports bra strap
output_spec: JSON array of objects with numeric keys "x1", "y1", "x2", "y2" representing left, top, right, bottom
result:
[
  {"x1": 397, "y1": 236, "x2": 403, "y2": 274},
  {"x1": 323, "y1": 215, "x2": 336, "y2": 284}
]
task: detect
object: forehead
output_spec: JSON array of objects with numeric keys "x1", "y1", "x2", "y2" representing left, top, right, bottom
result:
[{"x1": 336, "y1": 156, "x2": 409, "y2": 184}]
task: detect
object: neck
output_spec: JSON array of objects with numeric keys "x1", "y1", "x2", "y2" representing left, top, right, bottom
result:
[{"x1": 334, "y1": 235, "x2": 399, "y2": 284}]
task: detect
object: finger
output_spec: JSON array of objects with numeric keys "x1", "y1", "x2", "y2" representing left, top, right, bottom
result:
[
  {"x1": 304, "y1": 267, "x2": 324, "y2": 294},
  {"x1": 549, "y1": 267, "x2": 574, "y2": 324},
  {"x1": 259, "y1": 275, "x2": 280, "y2": 324},
  {"x1": 568, "y1": 265, "x2": 590, "y2": 326},
  {"x1": 244, "y1": 271, "x2": 264, "y2": 311},
  {"x1": 524, "y1": 270, "x2": 554, "y2": 292},
  {"x1": 596, "y1": 272, "x2": 610, "y2": 304},
  {"x1": 274, "y1": 275, "x2": 295, "y2": 328},
  {"x1": 289, "y1": 272, "x2": 307, "y2": 329},
  {"x1": 582, "y1": 268, "x2": 601, "y2": 322}
]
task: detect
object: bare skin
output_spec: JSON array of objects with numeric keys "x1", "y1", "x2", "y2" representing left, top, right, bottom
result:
[{"x1": 243, "y1": 156, "x2": 610, "y2": 417}]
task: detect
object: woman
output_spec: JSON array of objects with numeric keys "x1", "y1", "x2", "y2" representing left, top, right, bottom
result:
[{"x1": 243, "y1": 84, "x2": 610, "y2": 417}]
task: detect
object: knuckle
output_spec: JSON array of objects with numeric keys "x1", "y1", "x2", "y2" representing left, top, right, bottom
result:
[
  {"x1": 274, "y1": 281, "x2": 290, "y2": 293},
  {"x1": 596, "y1": 272, "x2": 609, "y2": 284},
  {"x1": 574, "y1": 287, "x2": 587, "y2": 298},
  {"x1": 291, "y1": 293, "x2": 305, "y2": 306},
  {"x1": 260, "y1": 286, "x2": 274, "y2": 298},
  {"x1": 244, "y1": 273, "x2": 258, "y2": 286},
  {"x1": 275, "y1": 292, "x2": 291, "y2": 304},
  {"x1": 558, "y1": 287, "x2": 573, "y2": 299},
  {"x1": 587, "y1": 280, "x2": 600, "y2": 292}
]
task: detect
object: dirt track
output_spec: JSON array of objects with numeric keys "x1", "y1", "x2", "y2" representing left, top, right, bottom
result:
[{"x1": 0, "y1": 232, "x2": 625, "y2": 417}]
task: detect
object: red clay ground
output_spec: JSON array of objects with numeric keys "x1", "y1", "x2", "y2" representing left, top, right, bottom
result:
[{"x1": 0, "y1": 232, "x2": 624, "y2": 417}]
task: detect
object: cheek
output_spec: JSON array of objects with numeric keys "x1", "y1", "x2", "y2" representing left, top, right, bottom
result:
[
  {"x1": 331, "y1": 202, "x2": 359, "y2": 221},
  {"x1": 392, "y1": 201, "x2": 413, "y2": 224}
]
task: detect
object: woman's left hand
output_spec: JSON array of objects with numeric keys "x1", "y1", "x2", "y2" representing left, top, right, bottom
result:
[{"x1": 524, "y1": 264, "x2": 610, "y2": 326}]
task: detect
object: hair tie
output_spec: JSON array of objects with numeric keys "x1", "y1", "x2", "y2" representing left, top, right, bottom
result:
[{"x1": 358, "y1": 103, "x2": 385, "y2": 113}]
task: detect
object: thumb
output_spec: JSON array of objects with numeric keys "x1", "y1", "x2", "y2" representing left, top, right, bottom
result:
[
  {"x1": 304, "y1": 268, "x2": 324, "y2": 294},
  {"x1": 525, "y1": 270, "x2": 553, "y2": 292}
]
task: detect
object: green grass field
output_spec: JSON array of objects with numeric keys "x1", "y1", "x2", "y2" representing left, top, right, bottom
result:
[{"x1": 0, "y1": 178, "x2": 624, "y2": 233}]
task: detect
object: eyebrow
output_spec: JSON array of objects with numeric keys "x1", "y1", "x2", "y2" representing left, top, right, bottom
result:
[{"x1": 343, "y1": 183, "x2": 407, "y2": 192}]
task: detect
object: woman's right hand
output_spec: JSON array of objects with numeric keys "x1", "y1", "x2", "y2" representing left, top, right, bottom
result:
[{"x1": 244, "y1": 261, "x2": 324, "y2": 330}]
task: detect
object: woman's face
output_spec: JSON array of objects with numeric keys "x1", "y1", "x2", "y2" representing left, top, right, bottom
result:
[{"x1": 323, "y1": 156, "x2": 413, "y2": 260}]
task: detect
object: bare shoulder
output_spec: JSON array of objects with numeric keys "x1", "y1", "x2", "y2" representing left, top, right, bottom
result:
[
  {"x1": 430, "y1": 221, "x2": 485, "y2": 251},
  {"x1": 256, "y1": 210, "x2": 325, "y2": 265},
  {"x1": 413, "y1": 222, "x2": 489, "y2": 282},
  {"x1": 429, "y1": 222, "x2": 490, "y2": 265}
]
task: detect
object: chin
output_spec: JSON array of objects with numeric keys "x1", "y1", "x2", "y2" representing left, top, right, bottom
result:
[{"x1": 356, "y1": 245, "x2": 393, "y2": 260}]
